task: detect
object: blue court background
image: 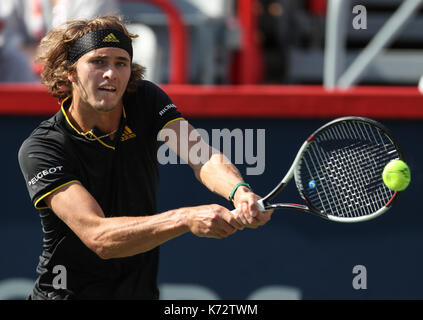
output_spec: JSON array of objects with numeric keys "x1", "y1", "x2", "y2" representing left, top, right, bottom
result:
[{"x1": 1, "y1": 116, "x2": 421, "y2": 299}]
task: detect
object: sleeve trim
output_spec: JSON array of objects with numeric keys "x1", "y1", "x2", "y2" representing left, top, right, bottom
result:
[
  {"x1": 34, "y1": 180, "x2": 81, "y2": 209},
  {"x1": 161, "y1": 117, "x2": 185, "y2": 131}
]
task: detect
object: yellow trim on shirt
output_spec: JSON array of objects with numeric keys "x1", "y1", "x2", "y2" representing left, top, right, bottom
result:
[
  {"x1": 34, "y1": 180, "x2": 81, "y2": 209},
  {"x1": 161, "y1": 117, "x2": 185, "y2": 131},
  {"x1": 87, "y1": 131, "x2": 116, "y2": 150},
  {"x1": 122, "y1": 105, "x2": 127, "y2": 118},
  {"x1": 61, "y1": 96, "x2": 83, "y2": 135},
  {"x1": 60, "y1": 97, "x2": 116, "y2": 150}
]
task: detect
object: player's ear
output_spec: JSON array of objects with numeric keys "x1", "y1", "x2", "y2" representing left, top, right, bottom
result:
[{"x1": 67, "y1": 69, "x2": 77, "y2": 83}]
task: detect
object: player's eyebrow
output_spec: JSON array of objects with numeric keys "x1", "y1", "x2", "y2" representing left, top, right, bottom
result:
[
  {"x1": 90, "y1": 54, "x2": 130, "y2": 62},
  {"x1": 116, "y1": 56, "x2": 130, "y2": 62}
]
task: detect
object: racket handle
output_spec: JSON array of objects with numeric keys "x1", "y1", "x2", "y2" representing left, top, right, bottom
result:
[
  {"x1": 230, "y1": 199, "x2": 266, "y2": 214},
  {"x1": 256, "y1": 199, "x2": 266, "y2": 211}
]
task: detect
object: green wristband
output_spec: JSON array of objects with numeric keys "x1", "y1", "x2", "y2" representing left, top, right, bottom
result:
[{"x1": 228, "y1": 182, "x2": 251, "y2": 202}]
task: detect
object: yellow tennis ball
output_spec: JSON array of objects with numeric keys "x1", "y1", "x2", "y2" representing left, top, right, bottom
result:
[{"x1": 382, "y1": 159, "x2": 411, "y2": 191}]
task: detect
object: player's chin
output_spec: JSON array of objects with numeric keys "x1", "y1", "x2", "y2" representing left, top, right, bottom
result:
[
  {"x1": 94, "y1": 98, "x2": 120, "y2": 112},
  {"x1": 97, "y1": 90, "x2": 123, "y2": 102},
  {"x1": 94, "y1": 104, "x2": 117, "y2": 113}
]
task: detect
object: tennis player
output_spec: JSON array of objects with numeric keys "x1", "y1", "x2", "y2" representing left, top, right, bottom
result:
[{"x1": 18, "y1": 16, "x2": 272, "y2": 300}]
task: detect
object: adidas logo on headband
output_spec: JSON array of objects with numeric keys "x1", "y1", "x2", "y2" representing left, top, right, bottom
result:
[
  {"x1": 68, "y1": 29, "x2": 133, "y2": 63},
  {"x1": 103, "y1": 33, "x2": 120, "y2": 43}
]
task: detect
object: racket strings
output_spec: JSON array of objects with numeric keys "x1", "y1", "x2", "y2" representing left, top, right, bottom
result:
[
  {"x1": 321, "y1": 141, "x2": 394, "y2": 217},
  {"x1": 297, "y1": 121, "x2": 399, "y2": 218},
  {"x1": 329, "y1": 134, "x2": 395, "y2": 216},
  {"x1": 306, "y1": 146, "x2": 387, "y2": 217},
  {"x1": 326, "y1": 142, "x2": 391, "y2": 216}
]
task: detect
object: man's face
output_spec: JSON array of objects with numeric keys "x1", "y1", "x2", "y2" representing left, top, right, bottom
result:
[{"x1": 70, "y1": 47, "x2": 131, "y2": 113}]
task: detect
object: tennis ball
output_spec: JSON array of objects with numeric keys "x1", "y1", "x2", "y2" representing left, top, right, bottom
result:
[
  {"x1": 382, "y1": 160, "x2": 411, "y2": 191},
  {"x1": 309, "y1": 180, "x2": 317, "y2": 189}
]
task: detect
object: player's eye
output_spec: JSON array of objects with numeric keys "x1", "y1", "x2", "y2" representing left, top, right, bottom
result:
[{"x1": 91, "y1": 59, "x2": 104, "y2": 65}]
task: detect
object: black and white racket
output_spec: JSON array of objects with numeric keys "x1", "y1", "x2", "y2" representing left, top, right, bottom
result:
[{"x1": 254, "y1": 116, "x2": 404, "y2": 223}]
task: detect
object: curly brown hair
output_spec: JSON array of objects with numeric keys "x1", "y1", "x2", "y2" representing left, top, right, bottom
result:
[{"x1": 36, "y1": 15, "x2": 145, "y2": 100}]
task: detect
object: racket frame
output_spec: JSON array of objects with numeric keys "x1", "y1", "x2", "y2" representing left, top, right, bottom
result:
[{"x1": 258, "y1": 116, "x2": 404, "y2": 223}]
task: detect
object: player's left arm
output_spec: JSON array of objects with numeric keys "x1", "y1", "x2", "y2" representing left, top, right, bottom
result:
[{"x1": 159, "y1": 119, "x2": 272, "y2": 228}]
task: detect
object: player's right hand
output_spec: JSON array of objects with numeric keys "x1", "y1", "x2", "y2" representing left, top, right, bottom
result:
[{"x1": 184, "y1": 204, "x2": 244, "y2": 239}]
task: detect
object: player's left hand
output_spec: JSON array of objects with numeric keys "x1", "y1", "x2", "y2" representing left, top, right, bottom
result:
[{"x1": 232, "y1": 187, "x2": 273, "y2": 229}]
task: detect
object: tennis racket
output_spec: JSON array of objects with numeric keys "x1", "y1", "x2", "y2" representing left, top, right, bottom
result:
[{"x1": 250, "y1": 116, "x2": 404, "y2": 223}]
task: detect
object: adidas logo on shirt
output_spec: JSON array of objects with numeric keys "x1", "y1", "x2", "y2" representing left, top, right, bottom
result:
[
  {"x1": 121, "y1": 126, "x2": 136, "y2": 141},
  {"x1": 103, "y1": 33, "x2": 120, "y2": 43}
]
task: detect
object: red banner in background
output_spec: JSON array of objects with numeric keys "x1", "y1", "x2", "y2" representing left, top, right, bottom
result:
[{"x1": 1, "y1": 84, "x2": 422, "y2": 119}]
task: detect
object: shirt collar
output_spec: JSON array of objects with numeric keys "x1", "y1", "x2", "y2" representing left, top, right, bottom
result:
[{"x1": 59, "y1": 96, "x2": 127, "y2": 150}]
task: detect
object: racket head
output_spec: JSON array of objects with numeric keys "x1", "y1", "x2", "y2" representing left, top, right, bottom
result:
[{"x1": 293, "y1": 117, "x2": 404, "y2": 222}]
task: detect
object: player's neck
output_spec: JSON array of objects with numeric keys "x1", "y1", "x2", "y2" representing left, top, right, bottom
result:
[{"x1": 67, "y1": 96, "x2": 123, "y2": 137}]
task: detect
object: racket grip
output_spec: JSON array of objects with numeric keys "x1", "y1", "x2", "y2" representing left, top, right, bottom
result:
[
  {"x1": 256, "y1": 199, "x2": 266, "y2": 211},
  {"x1": 230, "y1": 199, "x2": 266, "y2": 215}
]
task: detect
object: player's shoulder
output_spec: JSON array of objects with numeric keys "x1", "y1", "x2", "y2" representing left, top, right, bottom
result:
[
  {"x1": 124, "y1": 80, "x2": 165, "y2": 115},
  {"x1": 19, "y1": 112, "x2": 67, "y2": 156},
  {"x1": 137, "y1": 79, "x2": 163, "y2": 91},
  {"x1": 125, "y1": 80, "x2": 168, "y2": 101}
]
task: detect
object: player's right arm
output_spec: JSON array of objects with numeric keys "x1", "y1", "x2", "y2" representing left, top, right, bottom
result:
[
  {"x1": 43, "y1": 182, "x2": 241, "y2": 259},
  {"x1": 18, "y1": 136, "x2": 242, "y2": 260}
]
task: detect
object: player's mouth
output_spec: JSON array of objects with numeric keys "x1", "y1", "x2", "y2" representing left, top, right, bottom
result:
[{"x1": 98, "y1": 85, "x2": 117, "y2": 93}]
